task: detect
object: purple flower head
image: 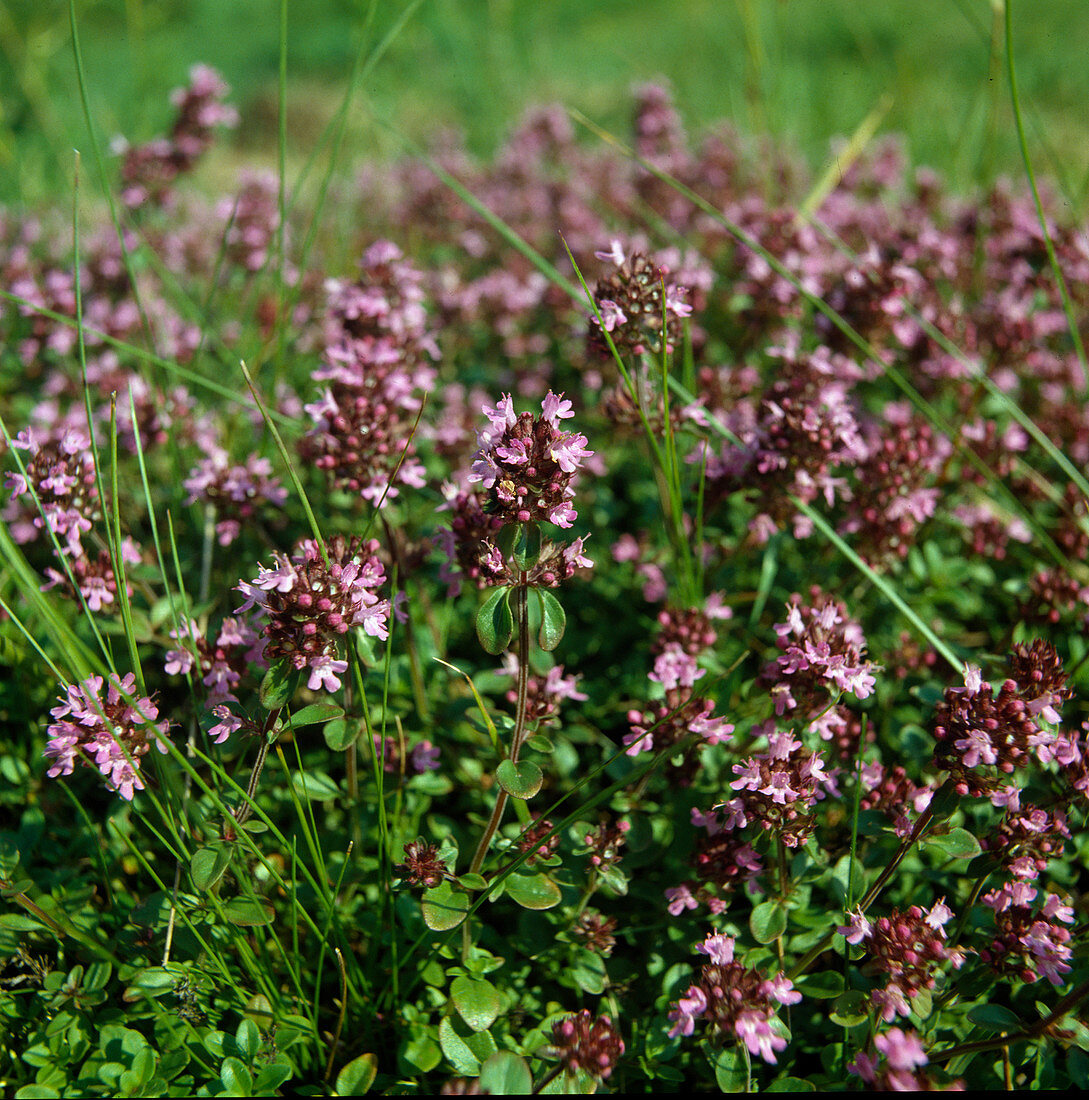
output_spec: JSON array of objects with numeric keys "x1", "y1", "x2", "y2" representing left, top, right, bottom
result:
[
  {"x1": 43, "y1": 673, "x2": 171, "y2": 800},
  {"x1": 551, "y1": 1010, "x2": 624, "y2": 1081},
  {"x1": 238, "y1": 535, "x2": 391, "y2": 695},
  {"x1": 468, "y1": 391, "x2": 592, "y2": 529},
  {"x1": 668, "y1": 933, "x2": 795, "y2": 1063},
  {"x1": 586, "y1": 247, "x2": 694, "y2": 358}
]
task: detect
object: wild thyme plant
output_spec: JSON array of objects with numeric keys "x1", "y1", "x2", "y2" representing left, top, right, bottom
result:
[{"x1": 3, "y1": 56, "x2": 1089, "y2": 1097}]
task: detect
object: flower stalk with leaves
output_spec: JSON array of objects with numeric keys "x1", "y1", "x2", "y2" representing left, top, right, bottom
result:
[{"x1": 458, "y1": 392, "x2": 593, "y2": 883}]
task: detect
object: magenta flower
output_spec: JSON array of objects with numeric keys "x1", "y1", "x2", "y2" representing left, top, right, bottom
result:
[
  {"x1": 237, "y1": 535, "x2": 391, "y2": 695},
  {"x1": 667, "y1": 932, "x2": 796, "y2": 1063},
  {"x1": 43, "y1": 673, "x2": 171, "y2": 800},
  {"x1": 468, "y1": 390, "x2": 593, "y2": 528}
]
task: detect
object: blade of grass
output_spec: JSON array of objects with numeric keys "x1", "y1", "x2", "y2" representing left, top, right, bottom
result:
[{"x1": 1005, "y1": 0, "x2": 1088, "y2": 388}]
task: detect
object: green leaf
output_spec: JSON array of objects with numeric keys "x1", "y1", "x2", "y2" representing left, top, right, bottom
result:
[
  {"x1": 922, "y1": 827, "x2": 981, "y2": 861},
  {"x1": 421, "y1": 881, "x2": 470, "y2": 931},
  {"x1": 119, "y1": 1047, "x2": 157, "y2": 1096},
  {"x1": 253, "y1": 1063, "x2": 293, "y2": 1093},
  {"x1": 712, "y1": 1046, "x2": 749, "y2": 1092},
  {"x1": 766, "y1": 1077, "x2": 817, "y2": 1092},
  {"x1": 400, "y1": 1033, "x2": 442, "y2": 1074},
  {"x1": 190, "y1": 843, "x2": 233, "y2": 892},
  {"x1": 829, "y1": 989, "x2": 870, "y2": 1028},
  {"x1": 15, "y1": 1087, "x2": 61, "y2": 1099},
  {"x1": 221, "y1": 899, "x2": 275, "y2": 927},
  {"x1": 291, "y1": 770, "x2": 340, "y2": 802},
  {"x1": 534, "y1": 588, "x2": 566, "y2": 651},
  {"x1": 458, "y1": 873, "x2": 489, "y2": 892},
  {"x1": 438, "y1": 1018, "x2": 497, "y2": 1077},
  {"x1": 510, "y1": 522, "x2": 541, "y2": 571},
  {"x1": 235, "y1": 1018, "x2": 260, "y2": 1061},
  {"x1": 323, "y1": 717, "x2": 361, "y2": 751},
  {"x1": 476, "y1": 586, "x2": 514, "y2": 655},
  {"x1": 571, "y1": 951, "x2": 607, "y2": 995},
  {"x1": 505, "y1": 872, "x2": 561, "y2": 910},
  {"x1": 495, "y1": 759, "x2": 543, "y2": 799},
  {"x1": 259, "y1": 659, "x2": 301, "y2": 710},
  {"x1": 795, "y1": 971, "x2": 844, "y2": 999},
  {"x1": 479, "y1": 1052, "x2": 532, "y2": 1095},
  {"x1": 750, "y1": 900, "x2": 787, "y2": 944},
  {"x1": 220, "y1": 1056, "x2": 253, "y2": 1096},
  {"x1": 121, "y1": 966, "x2": 180, "y2": 1003},
  {"x1": 289, "y1": 702, "x2": 344, "y2": 728},
  {"x1": 451, "y1": 975, "x2": 502, "y2": 1032},
  {"x1": 245, "y1": 993, "x2": 275, "y2": 1030},
  {"x1": 599, "y1": 864, "x2": 629, "y2": 896},
  {"x1": 335, "y1": 1053, "x2": 377, "y2": 1096},
  {"x1": 0, "y1": 913, "x2": 49, "y2": 932},
  {"x1": 967, "y1": 1004, "x2": 1022, "y2": 1032}
]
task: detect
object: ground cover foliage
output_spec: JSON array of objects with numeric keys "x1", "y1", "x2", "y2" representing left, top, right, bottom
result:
[{"x1": 2, "y1": 39, "x2": 1089, "y2": 1100}]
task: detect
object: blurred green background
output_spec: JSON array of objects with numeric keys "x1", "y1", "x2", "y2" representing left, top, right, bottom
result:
[{"x1": 1, "y1": 0, "x2": 1088, "y2": 207}]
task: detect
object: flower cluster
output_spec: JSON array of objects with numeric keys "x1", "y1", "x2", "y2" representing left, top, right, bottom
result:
[
  {"x1": 849, "y1": 1028, "x2": 955, "y2": 1091},
  {"x1": 438, "y1": 487, "x2": 593, "y2": 593},
  {"x1": 183, "y1": 451, "x2": 288, "y2": 546},
  {"x1": 624, "y1": 645, "x2": 734, "y2": 786},
  {"x1": 931, "y1": 662, "x2": 1063, "y2": 803},
  {"x1": 4, "y1": 426, "x2": 99, "y2": 553},
  {"x1": 717, "y1": 726, "x2": 832, "y2": 848},
  {"x1": 839, "y1": 901, "x2": 965, "y2": 1022},
  {"x1": 43, "y1": 673, "x2": 171, "y2": 801},
  {"x1": 668, "y1": 826, "x2": 763, "y2": 916},
  {"x1": 840, "y1": 413, "x2": 946, "y2": 563},
  {"x1": 396, "y1": 840, "x2": 449, "y2": 889},
  {"x1": 587, "y1": 241, "x2": 692, "y2": 359},
  {"x1": 117, "y1": 64, "x2": 238, "y2": 209},
  {"x1": 668, "y1": 932, "x2": 800, "y2": 1064},
  {"x1": 237, "y1": 535, "x2": 391, "y2": 694},
  {"x1": 513, "y1": 816, "x2": 560, "y2": 868},
  {"x1": 495, "y1": 654, "x2": 587, "y2": 725},
  {"x1": 766, "y1": 589, "x2": 878, "y2": 717},
  {"x1": 468, "y1": 392, "x2": 592, "y2": 528},
  {"x1": 978, "y1": 886, "x2": 1074, "y2": 985},
  {"x1": 859, "y1": 760, "x2": 936, "y2": 838},
  {"x1": 550, "y1": 1010, "x2": 624, "y2": 1081},
  {"x1": 41, "y1": 537, "x2": 140, "y2": 613},
  {"x1": 297, "y1": 241, "x2": 438, "y2": 504},
  {"x1": 163, "y1": 614, "x2": 262, "y2": 709},
  {"x1": 702, "y1": 343, "x2": 866, "y2": 541},
  {"x1": 371, "y1": 734, "x2": 440, "y2": 776}
]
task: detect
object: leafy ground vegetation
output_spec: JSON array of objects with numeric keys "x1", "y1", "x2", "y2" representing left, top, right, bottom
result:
[{"x1": 2, "y1": 15, "x2": 1089, "y2": 1100}]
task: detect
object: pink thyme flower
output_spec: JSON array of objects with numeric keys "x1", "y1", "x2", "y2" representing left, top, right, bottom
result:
[
  {"x1": 237, "y1": 535, "x2": 391, "y2": 695},
  {"x1": 550, "y1": 1011, "x2": 624, "y2": 1081},
  {"x1": 668, "y1": 933, "x2": 796, "y2": 1063},
  {"x1": 468, "y1": 391, "x2": 592, "y2": 528},
  {"x1": 43, "y1": 673, "x2": 171, "y2": 800}
]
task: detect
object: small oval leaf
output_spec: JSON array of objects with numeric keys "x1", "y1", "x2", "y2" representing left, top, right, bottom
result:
[
  {"x1": 451, "y1": 975, "x2": 502, "y2": 1032},
  {"x1": 421, "y1": 880, "x2": 470, "y2": 931},
  {"x1": 221, "y1": 898, "x2": 275, "y2": 927},
  {"x1": 259, "y1": 659, "x2": 301, "y2": 710},
  {"x1": 505, "y1": 872, "x2": 561, "y2": 910},
  {"x1": 511, "y1": 523, "x2": 541, "y2": 572},
  {"x1": 476, "y1": 586, "x2": 515, "y2": 655},
  {"x1": 750, "y1": 899, "x2": 788, "y2": 944},
  {"x1": 479, "y1": 1052, "x2": 532, "y2": 1095},
  {"x1": 190, "y1": 843, "x2": 233, "y2": 892},
  {"x1": 323, "y1": 717, "x2": 361, "y2": 751},
  {"x1": 290, "y1": 702, "x2": 344, "y2": 728},
  {"x1": 495, "y1": 759, "x2": 543, "y2": 800},
  {"x1": 335, "y1": 1053, "x2": 378, "y2": 1096},
  {"x1": 534, "y1": 588, "x2": 566, "y2": 651}
]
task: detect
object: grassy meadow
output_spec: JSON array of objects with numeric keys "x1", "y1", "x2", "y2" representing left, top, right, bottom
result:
[{"x1": 1, "y1": 0, "x2": 1088, "y2": 1095}]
